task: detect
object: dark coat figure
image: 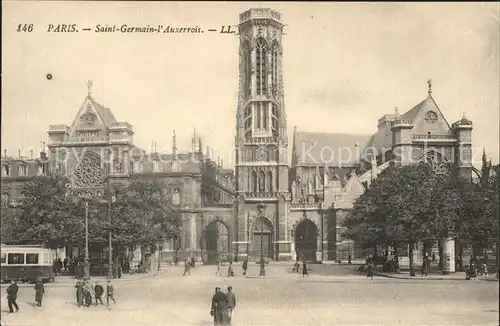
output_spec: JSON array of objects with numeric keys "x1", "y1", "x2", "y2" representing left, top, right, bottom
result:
[
  {"x1": 227, "y1": 262, "x2": 234, "y2": 277},
  {"x1": 226, "y1": 286, "x2": 236, "y2": 325},
  {"x1": 106, "y1": 280, "x2": 116, "y2": 305},
  {"x1": 75, "y1": 281, "x2": 85, "y2": 307},
  {"x1": 367, "y1": 261, "x2": 374, "y2": 279},
  {"x1": 6, "y1": 281, "x2": 19, "y2": 313},
  {"x1": 94, "y1": 283, "x2": 104, "y2": 305},
  {"x1": 302, "y1": 262, "x2": 309, "y2": 277},
  {"x1": 63, "y1": 258, "x2": 68, "y2": 272},
  {"x1": 183, "y1": 258, "x2": 191, "y2": 276},
  {"x1": 242, "y1": 260, "x2": 248, "y2": 276},
  {"x1": 211, "y1": 287, "x2": 228, "y2": 326},
  {"x1": 84, "y1": 290, "x2": 92, "y2": 307},
  {"x1": 34, "y1": 278, "x2": 45, "y2": 307}
]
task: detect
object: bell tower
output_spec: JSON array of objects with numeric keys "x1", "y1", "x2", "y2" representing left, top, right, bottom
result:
[
  {"x1": 234, "y1": 8, "x2": 291, "y2": 262},
  {"x1": 235, "y1": 8, "x2": 289, "y2": 195}
]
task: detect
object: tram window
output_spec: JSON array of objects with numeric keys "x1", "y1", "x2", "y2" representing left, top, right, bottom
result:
[
  {"x1": 1, "y1": 253, "x2": 5, "y2": 264},
  {"x1": 7, "y1": 253, "x2": 24, "y2": 264},
  {"x1": 26, "y1": 253, "x2": 39, "y2": 264}
]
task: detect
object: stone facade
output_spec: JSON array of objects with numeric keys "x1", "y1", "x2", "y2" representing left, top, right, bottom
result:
[{"x1": 1, "y1": 9, "x2": 479, "y2": 264}]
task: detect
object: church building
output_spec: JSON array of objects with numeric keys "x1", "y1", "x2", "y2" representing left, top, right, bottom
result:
[{"x1": 1, "y1": 8, "x2": 486, "y2": 265}]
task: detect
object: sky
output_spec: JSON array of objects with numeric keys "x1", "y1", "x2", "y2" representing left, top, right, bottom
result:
[{"x1": 2, "y1": 2, "x2": 499, "y2": 167}]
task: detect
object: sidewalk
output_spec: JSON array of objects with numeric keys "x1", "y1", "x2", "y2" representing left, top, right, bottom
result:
[{"x1": 373, "y1": 270, "x2": 499, "y2": 281}]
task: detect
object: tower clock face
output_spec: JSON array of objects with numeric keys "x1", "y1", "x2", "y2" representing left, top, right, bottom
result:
[{"x1": 424, "y1": 111, "x2": 438, "y2": 124}]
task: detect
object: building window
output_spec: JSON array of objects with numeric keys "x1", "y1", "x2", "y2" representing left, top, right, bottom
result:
[
  {"x1": 26, "y1": 253, "x2": 39, "y2": 264},
  {"x1": 153, "y1": 161, "x2": 161, "y2": 172},
  {"x1": 268, "y1": 171, "x2": 273, "y2": 192},
  {"x1": 172, "y1": 188, "x2": 180, "y2": 205},
  {"x1": 271, "y1": 41, "x2": 279, "y2": 97},
  {"x1": 7, "y1": 253, "x2": 24, "y2": 265},
  {"x1": 2, "y1": 165, "x2": 11, "y2": 177},
  {"x1": 113, "y1": 158, "x2": 123, "y2": 174},
  {"x1": 252, "y1": 171, "x2": 258, "y2": 192},
  {"x1": 72, "y1": 151, "x2": 105, "y2": 188},
  {"x1": 243, "y1": 41, "x2": 252, "y2": 98},
  {"x1": 256, "y1": 38, "x2": 267, "y2": 96},
  {"x1": 244, "y1": 105, "x2": 252, "y2": 137},
  {"x1": 18, "y1": 164, "x2": 27, "y2": 176},
  {"x1": 271, "y1": 103, "x2": 279, "y2": 137},
  {"x1": 37, "y1": 164, "x2": 46, "y2": 176}
]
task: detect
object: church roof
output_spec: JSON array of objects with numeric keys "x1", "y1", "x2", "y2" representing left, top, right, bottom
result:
[
  {"x1": 88, "y1": 97, "x2": 117, "y2": 127},
  {"x1": 293, "y1": 130, "x2": 371, "y2": 166}
]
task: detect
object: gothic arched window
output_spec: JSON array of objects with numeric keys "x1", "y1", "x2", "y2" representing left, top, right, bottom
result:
[
  {"x1": 244, "y1": 105, "x2": 252, "y2": 137},
  {"x1": 258, "y1": 171, "x2": 266, "y2": 192},
  {"x1": 172, "y1": 188, "x2": 181, "y2": 205},
  {"x1": 271, "y1": 103, "x2": 279, "y2": 137},
  {"x1": 243, "y1": 41, "x2": 252, "y2": 98},
  {"x1": 72, "y1": 151, "x2": 105, "y2": 189},
  {"x1": 422, "y1": 151, "x2": 450, "y2": 176},
  {"x1": 268, "y1": 171, "x2": 273, "y2": 192},
  {"x1": 252, "y1": 171, "x2": 258, "y2": 192},
  {"x1": 271, "y1": 41, "x2": 279, "y2": 97},
  {"x1": 2, "y1": 165, "x2": 11, "y2": 177},
  {"x1": 256, "y1": 38, "x2": 267, "y2": 96}
]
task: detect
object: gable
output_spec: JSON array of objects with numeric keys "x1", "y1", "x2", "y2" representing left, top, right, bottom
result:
[
  {"x1": 402, "y1": 96, "x2": 452, "y2": 136},
  {"x1": 340, "y1": 172, "x2": 365, "y2": 201},
  {"x1": 68, "y1": 97, "x2": 117, "y2": 137}
]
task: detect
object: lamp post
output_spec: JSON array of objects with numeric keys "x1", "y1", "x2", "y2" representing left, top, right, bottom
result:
[
  {"x1": 80, "y1": 192, "x2": 92, "y2": 281},
  {"x1": 259, "y1": 219, "x2": 266, "y2": 276}
]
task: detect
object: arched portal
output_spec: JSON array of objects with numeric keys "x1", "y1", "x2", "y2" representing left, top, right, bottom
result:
[
  {"x1": 295, "y1": 219, "x2": 318, "y2": 262},
  {"x1": 204, "y1": 220, "x2": 229, "y2": 265},
  {"x1": 251, "y1": 215, "x2": 274, "y2": 262}
]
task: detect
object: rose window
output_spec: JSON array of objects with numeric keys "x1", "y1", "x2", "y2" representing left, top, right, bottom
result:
[{"x1": 72, "y1": 152, "x2": 105, "y2": 188}]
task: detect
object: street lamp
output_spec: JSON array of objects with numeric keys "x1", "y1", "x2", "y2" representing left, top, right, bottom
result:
[
  {"x1": 79, "y1": 192, "x2": 92, "y2": 281},
  {"x1": 259, "y1": 218, "x2": 266, "y2": 276}
]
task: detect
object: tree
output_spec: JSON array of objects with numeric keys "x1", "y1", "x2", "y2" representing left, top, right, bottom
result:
[
  {"x1": 9, "y1": 176, "x2": 92, "y2": 248},
  {"x1": 110, "y1": 179, "x2": 182, "y2": 253}
]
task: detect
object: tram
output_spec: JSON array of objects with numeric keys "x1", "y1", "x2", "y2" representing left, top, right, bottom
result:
[{"x1": 0, "y1": 244, "x2": 55, "y2": 283}]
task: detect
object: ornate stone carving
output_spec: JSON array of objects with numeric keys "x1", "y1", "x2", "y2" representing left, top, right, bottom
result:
[{"x1": 72, "y1": 151, "x2": 105, "y2": 189}]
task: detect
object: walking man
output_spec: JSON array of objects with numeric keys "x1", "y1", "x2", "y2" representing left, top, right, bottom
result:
[
  {"x1": 215, "y1": 258, "x2": 222, "y2": 276},
  {"x1": 183, "y1": 258, "x2": 191, "y2": 276},
  {"x1": 302, "y1": 261, "x2": 309, "y2": 277},
  {"x1": 94, "y1": 281, "x2": 104, "y2": 306},
  {"x1": 210, "y1": 287, "x2": 228, "y2": 326},
  {"x1": 75, "y1": 280, "x2": 85, "y2": 307},
  {"x1": 227, "y1": 262, "x2": 234, "y2": 277},
  {"x1": 225, "y1": 286, "x2": 236, "y2": 325},
  {"x1": 6, "y1": 280, "x2": 19, "y2": 313},
  {"x1": 34, "y1": 277, "x2": 45, "y2": 307},
  {"x1": 242, "y1": 259, "x2": 248, "y2": 276},
  {"x1": 106, "y1": 280, "x2": 116, "y2": 306}
]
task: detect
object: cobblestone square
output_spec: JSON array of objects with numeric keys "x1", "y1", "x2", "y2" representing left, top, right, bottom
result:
[{"x1": 1, "y1": 266, "x2": 498, "y2": 326}]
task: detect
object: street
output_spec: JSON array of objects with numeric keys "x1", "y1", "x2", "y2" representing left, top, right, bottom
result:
[{"x1": 1, "y1": 265, "x2": 498, "y2": 326}]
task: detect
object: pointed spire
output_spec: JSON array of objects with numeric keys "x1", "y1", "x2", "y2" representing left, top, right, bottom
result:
[
  {"x1": 198, "y1": 137, "x2": 202, "y2": 153},
  {"x1": 427, "y1": 78, "x2": 432, "y2": 96},
  {"x1": 87, "y1": 80, "x2": 93, "y2": 97},
  {"x1": 172, "y1": 130, "x2": 177, "y2": 156}
]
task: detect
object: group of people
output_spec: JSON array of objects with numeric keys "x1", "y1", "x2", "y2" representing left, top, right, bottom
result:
[
  {"x1": 210, "y1": 286, "x2": 236, "y2": 326},
  {"x1": 5, "y1": 277, "x2": 46, "y2": 313},
  {"x1": 74, "y1": 279, "x2": 116, "y2": 307}
]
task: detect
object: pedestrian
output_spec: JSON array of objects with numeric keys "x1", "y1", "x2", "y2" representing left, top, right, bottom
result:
[
  {"x1": 225, "y1": 286, "x2": 236, "y2": 325},
  {"x1": 367, "y1": 260, "x2": 374, "y2": 279},
  {"x1": 183, "y1": 258, "x2": 191, "y2": 276},
  {"x1": 34, "y1": 277, "x2": 45, "y2": 307},
  {"x1": 106, "y1": 280, "x2": 116, "y2": 306},
  {"x1": 242, "y1": 259, "x2": 248, "y2": 276},
  {"x1": 227, "y1": 262, "x2": 234, "y2": 277},
  {"x1": 63, "y1": 258, "x2": 68, "y2": 272},
  {"x1": 83, "y1": 280, "x2": 94, "y2": 307},
  {"x1": 75, "y1": 280, "x2": 85, "y2": 307},
  {"x1": 94, "y1": 281, "x2": 104, "y2": 306},
  {"x1": 302, "y1": 261, "x2": 309, "y2": 277},
  {"x1": 293, "y1": 259, "x2": 300, "y2": 272},
  {"x1": 215, "y1": 257, "x2": 222, "y2": 276},
  {"x1": 6, "y1": 280, "x2": 19, "y2": 313},
  {"x1": 210, "y1": 287, "x2": 228, "y2": 326}
]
